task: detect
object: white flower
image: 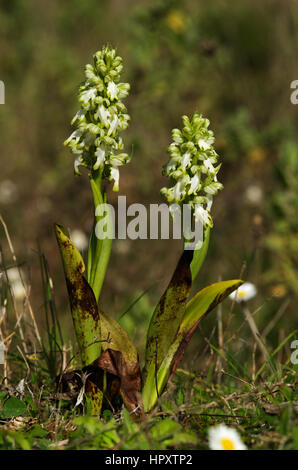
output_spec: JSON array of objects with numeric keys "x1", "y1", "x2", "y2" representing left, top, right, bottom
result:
[
  {"x1": 80, "y1": 87, "x2": 97, "y2": 106},
  {"x1": 108, "y1": 115, "x2": 119, "y2": 136},
  {"x1": 70, "y1": 229, "x2": 88, "y2": 251},
  {"x1": 229, "y1": 282, "x2": 257, "y2": 302},
  {"x1": 208, "y1": 424, "x2": 247, "y2": 450},
  {"x1": 110, "y1": 167, "x2": 119, "y2": 192},
  {"x1": 95, "y1": 105, "x2": 110, "y2": 126},
  {"x1": 107, "y1": 81, "x2": 118, "y2": 100},
  {"x1": 166, "y1": 158, "x2": 177, "y2": 173},
  {"x1": 74, "y1": 155, "x2": 84, "y2": 175},
  {"x1": 71, "y1": 109, "x2": 85, "y2": 125},
  {"x1": 65, "y1": 129, "x2": 82, "y2": 146},
  {"x1": 6, "y1": 268, "x2": 26, "y2": 300},
  {"x1": 194, "y1": 205, "x2": 211, "y2": 226},
  {"x1": 198, "y1": 138, "x2": 212, "y2": 150},
  {"x1": 204, "y1": 158, "x2": 216, "y2": 173},
  {"x1": 7, "y1": 267, "x2": 21, "y2": 283},
  {"x1": 188, "y1": 174, "x2": 201, "y2": 195},
  {"x1": 11, "y1": 281, "x2": 26, "y2": 300},
  {"x1": 170, "y1": 180, "x2": 186, "y2": 202},
  {"x1": 0, "y1": 180, "x2": 17, "y2": 204},
  {"x1": 206, "y1": 194, "x2": 213, "y2": 211},
  {"x1": 93, "y1": 147, "x2": 105, "y2": 170},
  {"x1": 169, "y1": 203, "x2": 181, "y2": 218},
  {"x1": 181, "y1": 152, "x2": 191, "y2": 170},
  {"x1": 245, "y1": 185, "x2": 263, "y2": 205}
]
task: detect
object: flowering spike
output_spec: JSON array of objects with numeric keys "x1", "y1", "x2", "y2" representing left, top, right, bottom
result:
[
  {"x1": 161, "y1": 113, "x2": 223, "y2": 228},
  {"x1": 64, "y1": 46, "x2": 131, "y2": 192}
]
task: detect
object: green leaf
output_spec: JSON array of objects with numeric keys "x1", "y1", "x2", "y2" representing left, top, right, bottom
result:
[
  {"x1": 143, "y1": 250, "x2": 193, "y2": 384},
  {"x1": 56, "y1": 224, "x2": 103, "y2": 414},
  {"x1": 55, "y1": 224, "x2": 101, "y2": 367},
  {"x1": 56, "y1": 222, "x2": 142, "y2": 415},
  {"x1": 293, "y1": 427, "x2": 298, "y2": 450},
  {"x1": 190, "y1": 226, "x2": 210, "y2": 281},
  {"x1": 142, "y1": 279, "x2": 242, "y2": 412},
  {"x1": 151, "y1": 419, "x2": 197, "y2": 448},
  {"x1": 1, "y1": 397, "x2": 27, "y2": 418}
]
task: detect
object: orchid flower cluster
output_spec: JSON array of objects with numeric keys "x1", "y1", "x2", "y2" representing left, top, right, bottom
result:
[
  {"x1": 161, "y1": 114, "x2": 223, "y2": 228},
  {"x1": 64, "y1": 46, "x2": 130, "y2": 191}
]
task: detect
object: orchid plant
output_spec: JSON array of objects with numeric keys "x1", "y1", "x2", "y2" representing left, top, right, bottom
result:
[{"x1": 56, "y1": 45, "x2": 242, "y2": 417}]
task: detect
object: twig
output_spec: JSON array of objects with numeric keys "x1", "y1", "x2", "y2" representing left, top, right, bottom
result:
[
  {"x1": 262, "y1": 298, "x2": 290, "y2": 338},
  {"x1": 0, "y1": 215, "x2": 42, "y2": 348},
  {"x1": 242, "y1": 305, "x2": 272, "y2": 369},
  {"x1": 215, "y1": 299, "x2": 223, "y2": 384},
  {"x1": 224, "y1": 262, "x2": 246, "y2": 337}
]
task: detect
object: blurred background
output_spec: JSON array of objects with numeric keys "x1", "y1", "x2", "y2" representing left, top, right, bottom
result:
[{"x1": 0, "y1": 0, "x2": 297, "y2": 369}]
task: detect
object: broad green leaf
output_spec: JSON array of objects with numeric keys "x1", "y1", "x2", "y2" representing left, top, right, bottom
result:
[
  {"x1": 1, "y1": 397, "x2": 27, "y2": 418},
  {"x1": 56, "y1": 223, "x2": 142, "y2": 414},
  {"x1": 180, "y1": 279, "x2": 243, "y2": 334},
  {"x1": 142, "y1": 279, "x2": 242, "y2": 412},
  {"x1": 55, "y1": 224, "x2": 101, "y2": 367},
  {"x1": 190, "y1": 226, "x2": 210, "y2": 281},
  {"x1": 100, "y1": 310, "x2": 139, "y2": 365},
  {"x1": 143, "y1": 250, "x2": 193, "y2": 384},
  {"x1": 56, "y1": 223, "x2": 105, "y2": 414}
]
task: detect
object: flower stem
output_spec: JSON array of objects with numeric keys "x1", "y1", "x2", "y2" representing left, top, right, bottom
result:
[{"x1": 87, "y1": 170, "x2": 113, "y2": 303}]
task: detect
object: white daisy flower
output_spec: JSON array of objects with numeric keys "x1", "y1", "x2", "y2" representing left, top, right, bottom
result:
[
  {"x1": 70, "y1": 229, "x2": 88, "y2": 252},
  {"x1": 107, "y1": 81, "x2": 119, "y2": 100},
  {"x1": 229, "y1": 282, "x2": 257, "y2": 303},
  {"x1": 245, "y1": 185, "x2": 263, "y2": 205},
  {"x1": 208, "y1": 424, "x2": 247, "y2": 450}
]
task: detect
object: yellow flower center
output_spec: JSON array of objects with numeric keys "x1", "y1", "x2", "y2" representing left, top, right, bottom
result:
[
  {"x1": 221, "y1": 438, "x2": 235, "y2": 450},
  {"x1": 166, "y1": 11, "x2": 186, "y2": 34},
  {"x1": 237, "y1": 291, "x2": 246, "y2": 297}
]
